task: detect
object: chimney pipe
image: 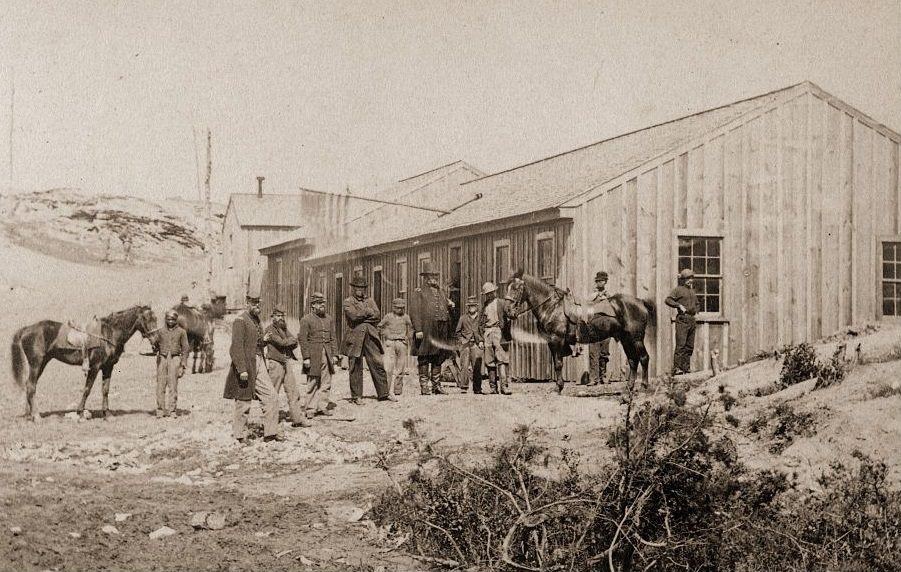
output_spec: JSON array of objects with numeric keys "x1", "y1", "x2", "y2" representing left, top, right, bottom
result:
[{"x1": 256, "y1": 176, "x2": 265, "y2": 198}]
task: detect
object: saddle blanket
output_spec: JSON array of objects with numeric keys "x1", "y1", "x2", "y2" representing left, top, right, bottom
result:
[
  {"x1": 56, "y1": 318, "x2": 104, "y2": 350},
  {"x1": 564, "y1": 297, "x2": 617, "y2": 324}
]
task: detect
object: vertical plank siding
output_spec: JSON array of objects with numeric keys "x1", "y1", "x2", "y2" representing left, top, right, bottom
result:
[{"x1": 574, "y1": 91, "x2": 899, "y2": 376}]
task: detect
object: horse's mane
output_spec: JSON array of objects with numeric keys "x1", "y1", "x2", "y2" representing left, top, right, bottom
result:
[{"x1": 102, "y1": 305, "x2": 149, "y2": 324}]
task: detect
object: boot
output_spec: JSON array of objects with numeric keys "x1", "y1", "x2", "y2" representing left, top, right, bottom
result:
[
  {"x1": 499, "y1": 365, "x2": 512, "y2": 395},
  {"x1": 418, "y1": 363, "x2": 431, "y2": 395},
  {"x1": 487, "y1": 369, "x2": 498, "y2": 394},
  {"x1": 472, "y1": 371, "x2": 483, "y2": 395},
  {"x1": 430, "y1": 365, "x2": 446, "y2": 395},
  {"x1": 598, "y1": 360, "x2": 608, "y2": 385}
]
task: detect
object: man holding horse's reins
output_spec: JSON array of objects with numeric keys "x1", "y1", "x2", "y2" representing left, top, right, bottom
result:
[
  {"x1": 480, "y1": 281, "x2": 513, "y2": 395},
  {"x1": 586, "y1": 271, "x2": 611, "y2": 386},
  {"x1": 224, "y1": 287, "x2": 284, "y2": 443},
  {"x1": 666, "y1": 268, "x2": 699, "y2": 376},
  {"x1": 410, "y1": 261, "x2": 455, "y2": 396},
  {"x1": 150, "y1": 310, "x2": 190, "y2": 418}
]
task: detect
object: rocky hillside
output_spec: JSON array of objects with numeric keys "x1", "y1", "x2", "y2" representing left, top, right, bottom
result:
[{"x1": 0, "y1": 189, "x2": 224, "y2": 265}]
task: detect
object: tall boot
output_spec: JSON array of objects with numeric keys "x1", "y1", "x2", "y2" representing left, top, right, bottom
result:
[
  {"x1": 499, "y1": 364, "x2": 512, "y2": 395},
  {"x1": 598, "y1": 359, "x2": 608, "y2": 385},
  {"x1": 418, "y1": 363, "x2": 431, "y2": 395},
  {"x1": 430, "y1": 364, "x2": 446, "y2": 395},
  {"x1": 487, "y1": 368, "x2": 498, "y2": 394}
]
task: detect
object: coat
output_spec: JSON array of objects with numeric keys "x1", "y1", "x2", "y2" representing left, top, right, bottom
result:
[
  {"x1": 409, "y1": 285, "x2": 452, "y2": 357},
  {"x1": 479, "y1": 298, "x2": 513, "y2": 346},
  {"x1": 223, "y1": 311, "x2": 263, "y2": 401},
  {"x1": 298, "y1": 312, "x2": 338, "y2": 375},
  {"x1": 264, "y1": 323, "x2": 298, "y2": 363},
  {"x1": 342, "y1": 296, "x2": 382, "y2": 358},
  {"x1": 455, "y1": 312, "x2": 482, "y2": 346}
]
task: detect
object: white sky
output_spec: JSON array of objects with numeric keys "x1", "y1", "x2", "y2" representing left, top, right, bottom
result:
[{"x1": 1, "y1": 0, "x2": 898, "y2": 203}]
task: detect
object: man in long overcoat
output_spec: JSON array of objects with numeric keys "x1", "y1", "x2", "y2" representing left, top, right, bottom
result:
[
  {"x1": 223, "y1": 289, "x2": 282, "y2": 442},
  {"x1": 409, "y1": 261, "x2": 455, "y2": 395},
  {"x1": 298, "y1": 292, "x2": 340, "y2": 417},
  {"x1": 342, "y1": 273, "x2": 392, "y2": 404}
]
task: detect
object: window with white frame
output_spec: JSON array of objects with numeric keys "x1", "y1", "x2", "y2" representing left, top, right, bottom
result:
[
  {"x1": 677, "y1": 235, "x2": 722, "y2": 314},
  {"x1": 881, "y1": 240, "x2": 901, "y2": 317},
  {"x1": 536, "y1": 231, "x2": 555, "y2": 284},
  {"x1": 417, "y1": 252, "x2": 431, "y2": 277},
  {"x1": 396, "y1": 258, "x2": 408, "y2": 298},
  {"x1": 494, "y1": 239, "x2": 511, "y2": 293}
]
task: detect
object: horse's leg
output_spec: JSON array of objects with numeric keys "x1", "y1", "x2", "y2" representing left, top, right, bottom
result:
[
  {"x1": 77, "y1": 361, "x2": 101, "y2": 420},
  {"x1": 25, "y1": 358, "x2": 50, "y2": 422},
  {"x1": 551, "y1": 346, "x2": 565, "y2": 394},
  {"x1": 621, "y1": 338, "x2": 640, "y2": 387},
  {"x1": 635, "y1": 340, "x2": 651, "y2": 387},
  {"x1": 100, "y1": 363, "x2": 114, "y2": 420}
]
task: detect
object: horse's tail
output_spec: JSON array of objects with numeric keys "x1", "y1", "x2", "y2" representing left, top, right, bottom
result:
[
  {"x1": 10, "y1": 329, "x2": 27, "y2": 389},
  {"x1": 642, "y1": 298, "x2": 657, "y2": 326}
]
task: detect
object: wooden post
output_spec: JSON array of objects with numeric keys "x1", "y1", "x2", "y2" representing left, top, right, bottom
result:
[{"x1": 204, "y1": 129, "x2": 213, "y2": 297}]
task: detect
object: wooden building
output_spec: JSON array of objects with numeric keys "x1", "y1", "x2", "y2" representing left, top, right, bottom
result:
[{"x1": 262, "y1": 82, "x2": 900, "y2": 379}]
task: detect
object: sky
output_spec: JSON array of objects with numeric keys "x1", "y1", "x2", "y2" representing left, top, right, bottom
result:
[{"x1": 0, "y1": 0, "x2": 898, "y2": 203}]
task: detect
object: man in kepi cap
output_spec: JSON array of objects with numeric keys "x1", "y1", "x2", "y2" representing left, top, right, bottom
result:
[
  {"x1": 299, "y1": 292, "x2": 340, "y2": 418},
  {"x1": 378, "y1": 297, "x2": 414, "y2": 398},
  {"x1": 665, "y1": 268, "x2": 699, "y2": 375},
  {"x1": 342, "y1": 272, "x2": 393, "y2": 404},
  {"x1": 409, "y1": 261, "x2": 455, "y2": 395},
  {"x1": 223, "y1": 282, "x2": 284, "y2": 443},
  {"x1": 586, "y1": 271, "x2": 611, "y2": 385},
  {"x1": 265, "y1": 305, "x2": 311, "y2": 428}
]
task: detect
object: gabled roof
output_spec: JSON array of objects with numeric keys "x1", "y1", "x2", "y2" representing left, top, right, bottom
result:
[
  {"x1": 224, "y1": 194, "x2": 308, "y2": 228},
  {"x1": 303, "y1": 83, "x2": 817, "y2": 261}
]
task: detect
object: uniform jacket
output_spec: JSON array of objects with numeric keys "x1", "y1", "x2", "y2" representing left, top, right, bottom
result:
[
  {"x1": 409, "y1": 285, "x2": 452, "y2": 357},
  {"x1": 665, "y1": 285, "x2": 699, "y2": 316},
  {"x1": 151, "y1": 326, "x2": 190, "y2": 368},
  {"x1": 342, "y1": 296, "x2": 383, "y2": 358},
  {"x1": 455, "y1": 312, "x2": 482, "y2": 346},
  {"x1": 223, "y1": 311, "x2": 264, "y2": 401},
  {"x1": 298, "y1": 312, "x2": 338, "y2": 375},
  {"x1": 264, "y1": 323, "x2": 298, "y2": 363}
]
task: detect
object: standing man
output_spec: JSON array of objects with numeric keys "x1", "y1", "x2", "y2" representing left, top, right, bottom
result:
[
  {"x1": 586, "y1": 271, "x2": 611, "y2": 386},
  {"x1": 151, "y1": 309, "x2": 190, "y2": 418},
  {"x1": 455, "y1": 295, "x2": 484, "y2": 394},
  {"x1": 223, "y1": 287, "x2": 283, "y2": 443},
  {"x1": 378, "y1": 298, "x2": 414, "y2": 397},
  {"x1": 298, "y1": 292, "x2": 340, "y2": 418},
  {"x1": 343, "y1": 273, "x2": 393, "y2": 405},
  {"x1": 665, "y1": 268, "x2": 699, "y2": 376},
  {"x1": 480, "y1": 282, "x2": 513, "y2": 395},
  {"x1": 409, "y1": 261, "x2": 455, "y2": 396},
  {"x1": 265, "y1": 305, "x2": 311, "y2": 428}
]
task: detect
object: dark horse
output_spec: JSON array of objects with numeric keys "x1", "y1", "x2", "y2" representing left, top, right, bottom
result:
[
  {"x1": 506, "y1": 270, "x2": 656, "y2": 393},
  {"x1": 10, "y1": 305, "x2": 158, "y2": 420},
  {"x1": 173, "y1": 303, "x2": 215, "y2": 373}
]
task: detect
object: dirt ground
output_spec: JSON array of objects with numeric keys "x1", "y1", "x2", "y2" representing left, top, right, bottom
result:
[{"x1": 1, "y1": 229, "x2": 899, "y2": 571}]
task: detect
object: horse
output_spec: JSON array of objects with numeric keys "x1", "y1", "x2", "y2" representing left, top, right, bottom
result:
[
  {"x1": 505, "y1": 270, "x2": 656, "y2": 393},
  {"x1": 10, "y1": 305, "x2": 158, "y2": 420},
  {"x1": 172, "y1": 303, "x2": 215, "y2": 373}
]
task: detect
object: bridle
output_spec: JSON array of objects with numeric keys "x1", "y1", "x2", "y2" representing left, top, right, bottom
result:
[{"x1": 508, "y1": 279, "x2": 563, "y2": 319}]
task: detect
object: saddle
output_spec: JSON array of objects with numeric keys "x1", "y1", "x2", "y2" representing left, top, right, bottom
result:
[
  {"x1": 57, "y1": 316, "x2": 104, "y2": 351},
  {"x1": 562, "y1": 292, "x2": 618, "y2": 326}
]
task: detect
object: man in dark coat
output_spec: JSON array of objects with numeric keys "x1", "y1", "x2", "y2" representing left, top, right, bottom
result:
[
  {"x1": 342, "y1": 273, "x2": 393, "y2": 405},
  {"x1": 454, "y1": 295, "x2": 484, "y2": 394},
  {"x1": 265, "y1": 305, "x2": 310, "y2": 427},
  {"x1": 223, "y1": 288, "x2": 283, "y2": 442},
  {"x1": 298, "y1": 292, "x2": 340, "y2": 417},
  {"x1": 665, "y1": 268, "x2": 700, "y2": 375},
  {"x1": 409, "y1": 261, "x2": 455, "y2": 395},
  {"x1": 586, "y1": 271, "x2": 611, "y2": 385}
]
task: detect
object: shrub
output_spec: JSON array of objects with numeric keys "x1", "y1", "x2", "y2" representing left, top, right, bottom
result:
[
  {"x1": 779, "y1": 343, "x2": 819, "y2": 388},
  {"x1": 815, "y1": 343, "x2": 853, "y2": 390}
]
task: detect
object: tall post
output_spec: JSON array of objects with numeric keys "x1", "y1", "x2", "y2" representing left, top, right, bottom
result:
[
  {"x1": 204, "y1": 129, "x2": 213, "y2": 295},
  {"x1": 7, "y1": 69, "x2": 13, "y2": 193}
]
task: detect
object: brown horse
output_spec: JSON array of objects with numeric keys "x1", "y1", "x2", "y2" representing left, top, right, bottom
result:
[
  {"x1": 172, "y1": 303, "x2": 215, "y2": 373},
  {"x1": 10, "y1": 305, "x2": 158, "y2": 420},
  {"x1": 506, "y1": 270, "x2": 656, "y2": 393}
]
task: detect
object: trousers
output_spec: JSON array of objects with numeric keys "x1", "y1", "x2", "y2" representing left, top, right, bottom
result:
[
  {"x1": 267, "y1": 359, "x2": 305, "y2": 424},
  {"x1": 304, "y1": 349, "x2": 333, "y2": 414},
  {"x1": 382, "y1": 339, "x2": 409, "y2": 395},
  {"x1": 673, "y1": 314, "x2": 697, "y2": 374},
  {"x1": 588, "y1": 339, "x2": 610, "y2": 384},
  {"x1": 155, "y1": 354, "x2": 181, "y2": 416},
  {"x1": 348, "y1": 333, "x2": 389, "y2": 400},
  {"x1": 458, "y1": 344, "x2": 483, "y2": 391},
  {"x1": 233, "y1": 355, "x2": 279, "y2": 438}
]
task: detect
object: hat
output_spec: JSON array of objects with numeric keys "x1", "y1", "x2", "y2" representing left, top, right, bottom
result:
[
  {"x1": 349, "y1": 272, "x2": 368, "y2": 288},
  {"x1": 392, "y1": 298, "x2": 406, "y2": 307},
  {"x1": 465, "y1": 295, "x2": 478, "y2": 306},
  {"x1": 482, "y1": 281, "x2": 497, "y2": 295},
  {"x1": 165, "y1": 309, "x2": 179, "y2": 320},
  {"x1": 679, "y1": 268, "x2": 695, "y2": 280},
  {"x1": 271, "y1": 305, "x2": 286, "y2": 316},
  {"x1": 594, "y1": 271, "x2": 608, "y2": 282},
  {"x1": 420, "y1": 261, "x2": 439, "y2": 276},
  {"x1": 180, "y1": 294, "x2": 189, "y2": 302},
  {"x1": 310, "y1": 292, "x2": 326, "y2": 304}
]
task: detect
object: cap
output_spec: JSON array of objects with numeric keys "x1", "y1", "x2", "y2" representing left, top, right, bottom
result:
[
  {"x1": 594, "y1": 271, "x2": 608, "y2": 282},
  {"x1": 482, "y1": 281, "x2": 497, "y2": 295},
  {"x1": 180, "y1": 294, "x2": 189, "y2": 302},
  {"x1": 679, "y1": 268, "x2": 695, "y2": 280},
  {"x1": 271, "y1": 305, "x2": 286, "y2": 316},
  {"x1": 164, "y1": 309, "x2": 179, "y2": 320},
  {"x1": 310, "y1": 292, "x2": 326, "y2": 304},
  {"x1": 420, "y1": 261, "x2": 439, "y2": 276},
  {"x1": 465, "y1": 295, "x2": 478, "y2": 306},
  {"x1": 392, "y1": 298, "x2": 406, "y2": 307}
]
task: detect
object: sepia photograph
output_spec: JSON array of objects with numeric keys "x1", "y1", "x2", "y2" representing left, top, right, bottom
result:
[{"x1": 1, "y1": 1, "x2": 899, "y2": 570}]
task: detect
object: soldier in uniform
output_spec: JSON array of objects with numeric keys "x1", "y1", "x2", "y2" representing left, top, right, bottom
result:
[
  {"x1": 150, "y1": 309, "x2": 190, "y2": 418},
  {"x1": 264, "y1": 305, "x2": 311, "y2": 427},
  {"x1": 223, "y1": 286, "x2": 283, "y2": 443},
  {"x1": 409, "y1": 261, "x2": 455, "y2": 395},
  {"x1": 586, "y1": 271, "x2": 611, "y2": 385},
  {"x1": 342, "y1": 273, "x2": 393, "y2": 405},
  {"x1": 480, "y1": 281, "x2": 513, "y2": 395},
  {"x1": 454, "y1": 295, "x2": 484, "y2": 394},
  {"x1": 298, "y1": 292, "x2": 340, "y2": 418},
  {"x1": 665, "y1": 268, "x2": 699, "y2": 375}
]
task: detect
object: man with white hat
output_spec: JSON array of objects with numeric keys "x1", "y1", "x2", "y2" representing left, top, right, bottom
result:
[
  {"x1": 479, "y1": 281, "x2": 512, "y2": 395},
  {"x1": 409, "y1": 261, "x2": 455, "y2": 395},
  {"x1": 665, "y1": 268, "x2": 699, "y2": 375},
  {"x1": 223, "y1": 282, "x2": 283, "y2": 443}
]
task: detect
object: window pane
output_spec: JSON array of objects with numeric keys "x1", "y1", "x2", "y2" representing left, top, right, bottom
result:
[
  {"x1": 708, "y1": 279, "x2": 720, "y2": 295},
  {"x1": 695, "y1": 239, "x2": 706, "y2": 257},
  {"x1": 707, "y1": 239, "x2": 720, "y2": 257},
  {"x1": 678, "y1": 239, "x2": 692, "y2": 257},
  {"x1": 708, "y1": 257, "x2": 720, "y2": 275},
  {"x1": 707, "y1": 295, "x2": 720, "y2": 313},
  {"x1": 885, "y1": 242, "x2": 896, "y2": 262},
  {"x1": 884, "y1": 299, "x2": 896, "y2": 316},
  {"x1": 678, "y1": 256, "x2": 692, "y2": 271},
  {"x1": 885, "y1": 263, "x2": 896, "y2": 280},
  {"x1": 884, "y1": 283, "x2": 895, "y2": 298},
  {"x1": 693, "y1": 257, "x2": 705, "y2": 274}
]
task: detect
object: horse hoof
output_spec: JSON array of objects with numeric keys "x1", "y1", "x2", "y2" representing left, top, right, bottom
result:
[{"x1": 82, "y1": 410, "x2": 92, "y2": 420}]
